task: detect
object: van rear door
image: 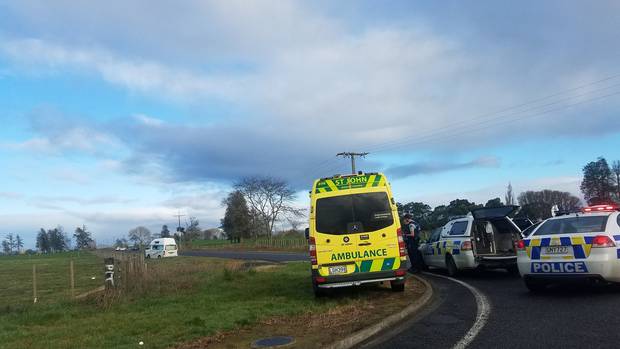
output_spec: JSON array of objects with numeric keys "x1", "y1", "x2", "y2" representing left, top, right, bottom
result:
[
  {"x1": 471, "y1": 206, "x2": 519, "y2": 220},
  {"x1": 314, "y1": 191, "x2": 400, "y2": 276}
]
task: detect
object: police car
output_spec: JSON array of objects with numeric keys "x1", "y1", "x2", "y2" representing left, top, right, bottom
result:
[
  {"x1": 419, "y1": 206, "x2": 523, "y2": 276},
  {"x1": 517, "y1": 204, "x2": 620, "y2": 291}
]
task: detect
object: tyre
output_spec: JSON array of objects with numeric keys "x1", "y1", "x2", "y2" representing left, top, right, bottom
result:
[
  {"x1": 524, "y1": 278, "x2": 547, "y2": 292},
  {"x1": 157, "y1": 255, "x2": 162, "y2": 259},
  {"x1": 312, "y1": 281, "x2": 329, "y2": 297},
  {"x1": 390, "y1": 280, "x2": 405, "y2": 292},
  {"x1": 145, "y1": 254, "x2": 150, "y2": 259},
  {"x1": 507, "y1": 265, "x2": 520, "y2": 276},
  {"x1": 446, "y1": 255, "x2": 458, "y2": 277}
]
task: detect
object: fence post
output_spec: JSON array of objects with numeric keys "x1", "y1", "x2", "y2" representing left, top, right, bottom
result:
[
  {"x1": 70, "y1": 260, "x2": 75, "y2": 298},
  {"x1": 32, "y1": 264, "x2": 38, "y2": 303}
]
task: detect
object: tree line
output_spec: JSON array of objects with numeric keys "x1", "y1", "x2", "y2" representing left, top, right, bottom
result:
[
  {"x1": 34, "y1": 225, "x2": 95, "y2": 254},
  {"x1": 1, "y1": 233, "x2": 24, "y2": 255}
]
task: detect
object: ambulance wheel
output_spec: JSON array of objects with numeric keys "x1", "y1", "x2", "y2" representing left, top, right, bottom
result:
[
  {"x1": 446, "y1": 255, "x2": 458, "y2": 277},
  {"x1": 312, "y1": 282, "x2": 329, "y2": 297},
  {"x1": 390, "y1": 280, "x2": 405, "y2": 292},
  {"x1": 145, "y1": 254, "x2": 150, "y2": 259},
  {"x1": 157, "y1": 255, "x2": 162, "y2": 259},
  {"x1": 524, "y1": 278, "x2": 547, "y2": 292}
]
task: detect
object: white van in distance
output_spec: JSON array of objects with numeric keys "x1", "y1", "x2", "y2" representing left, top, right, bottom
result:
[{"x1": 145, "y1": 238, "x2": 178, "y2": 259}]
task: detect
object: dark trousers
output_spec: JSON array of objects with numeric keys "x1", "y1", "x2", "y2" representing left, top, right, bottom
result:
[{"x1": 406, "y1": 239, "x2": 422, "y2": 271}]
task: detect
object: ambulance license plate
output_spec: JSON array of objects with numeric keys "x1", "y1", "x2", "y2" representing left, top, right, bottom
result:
[
  {"x1": 328, "y1": 266, "x2": 347, "y2": 275},
  {"x1": 544, "y1": 246, "x2": 570, "y2": 255}
]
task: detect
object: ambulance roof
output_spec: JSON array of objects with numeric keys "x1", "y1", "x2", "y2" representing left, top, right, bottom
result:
[{"x1": 312, "y1": 172, "x2": 387, "y2": 194}]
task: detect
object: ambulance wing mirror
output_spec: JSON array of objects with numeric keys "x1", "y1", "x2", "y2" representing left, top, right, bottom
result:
[{"x1": 304, "y1": 228, "x2": 310, "y2": 240}]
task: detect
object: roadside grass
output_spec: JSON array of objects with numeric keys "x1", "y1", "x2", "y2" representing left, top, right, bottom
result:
[
  {"x1": 0, "y1": 252, "x2": 102, "y2": 307},
  {"x1": 0, "y1": 257, "x2": 374, "y2": 349}
]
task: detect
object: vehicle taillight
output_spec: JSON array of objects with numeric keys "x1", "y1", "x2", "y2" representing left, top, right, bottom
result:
[
  {"x1": 309, "y1": 237, "x2": 317, "y2": 265},
  {"x1": 583, "y1": 205, "x2": 619, "y2": 213},
  {"x1": 315, "y1": 276, "x2": 326, "y2": 283},
  {"x1": 515, "y1": 240, "x2": 525, "y2": 250},
  {"x1": 395, "y1": 269, "x2": 406, "y2": 277},
  {"x1": 397, "y1": 228, "x2": 406, "y2": 257},
  {"x1": 591, "y1": 235, "x2": 615, "y2": 248},
  {"x1": 461, "y1": 241, "x2": 473, "y2": 251}
]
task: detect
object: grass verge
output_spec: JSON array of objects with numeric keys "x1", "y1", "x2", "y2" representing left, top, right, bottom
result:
[{"x1": 0, "y1": 255, "x2": 426, "y2": 349}]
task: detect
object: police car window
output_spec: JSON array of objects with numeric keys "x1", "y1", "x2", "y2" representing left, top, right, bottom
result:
[
  {"x1": 533, "y1": 216, "x2": 608, "y2": 236},
  {"x1": 316, "y1": 192, "x2": 393, "y2": 234},
  {"x1": 429, "y1": 229, "x2": 441, "y2": 242},
  {"x1": 449, "y1": 221, "x2": 468, "y2": 236}
]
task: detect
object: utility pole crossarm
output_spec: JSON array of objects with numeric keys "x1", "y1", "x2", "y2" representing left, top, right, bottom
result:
[{"x1": 337, "y1": 152, "x2": 369, "y2": 174}]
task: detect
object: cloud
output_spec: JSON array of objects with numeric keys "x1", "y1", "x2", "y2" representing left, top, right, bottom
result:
[
  {"x1": 385, "y1": 156, "x2": 500, "y2": 179},
  {"x1": 0, "y1": 191, "x2": 23, "y2": 199},
  {"x1": 2, "y1": 1, "x2": 620, "y2": 187}
]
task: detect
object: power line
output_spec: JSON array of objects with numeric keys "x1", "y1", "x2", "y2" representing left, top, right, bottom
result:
[{"x1": 337, "y1": 152, "x2": 369, "y2": 174}]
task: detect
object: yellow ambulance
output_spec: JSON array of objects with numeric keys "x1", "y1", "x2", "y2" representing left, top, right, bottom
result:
[{"x1": 306, "y1": 172, "x2": 408, "y2": 296}]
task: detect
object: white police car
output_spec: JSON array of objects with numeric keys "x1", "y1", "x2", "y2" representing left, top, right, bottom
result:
[
  {"x1": 419, "y1": 206, "x2": 523, "y2": 276},
  {"x1": 517, "y1": 205, "x2": 620, "y2": 291}
]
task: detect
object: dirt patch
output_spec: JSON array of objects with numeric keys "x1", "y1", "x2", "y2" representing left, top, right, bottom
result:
[{"x1": 175, "y1": 277, "x2": 426, "y2": 349}]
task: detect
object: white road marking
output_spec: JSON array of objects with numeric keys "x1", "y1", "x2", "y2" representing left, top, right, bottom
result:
[{"x1": 423, "y1": 272, "x2": 491, "y2": 349}]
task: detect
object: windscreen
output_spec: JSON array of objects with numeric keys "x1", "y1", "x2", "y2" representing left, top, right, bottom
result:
[
  {"x1": 533, "y1": 216, "x2": 608, "y2": 236},
  {"x1": 316, "y1": 192, "x2": 393, "y2": 234}
]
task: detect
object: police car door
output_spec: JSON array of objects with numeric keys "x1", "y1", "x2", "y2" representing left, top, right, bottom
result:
[{"x1": 422, "y1": 228, "x2": 442, "y2": 267}]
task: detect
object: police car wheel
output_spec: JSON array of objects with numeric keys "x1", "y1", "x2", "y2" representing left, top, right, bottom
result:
[
  {"x1": 507, "y1": 265, "x2": 520, "y2": 276},
  {"x1": 524, "y1": 278, "x2": 547, "y2": 292},
  {"x1": 446, "y1": 255, "x2": 458, "y2": 276},
  {"x1": 390, "y1": 280, "x2": 405, "y2": 292}
]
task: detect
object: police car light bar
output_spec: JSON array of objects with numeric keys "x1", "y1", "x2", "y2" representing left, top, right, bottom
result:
[{"x1": 582, "y1": 204, "x2": 619, "y2": 213}]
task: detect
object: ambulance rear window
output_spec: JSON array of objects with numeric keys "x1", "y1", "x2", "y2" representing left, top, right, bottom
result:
[
  {"x1": 316, "y1": 192, "x2": 393, "y2": 234},
  {"x1": 533, "y1": 216, "x2": 608, "y2": 236}
]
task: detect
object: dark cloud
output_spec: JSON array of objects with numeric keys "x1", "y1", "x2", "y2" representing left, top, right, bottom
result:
[{"x1": 385, "y1": 156, "x2": 500, "y2": 179}]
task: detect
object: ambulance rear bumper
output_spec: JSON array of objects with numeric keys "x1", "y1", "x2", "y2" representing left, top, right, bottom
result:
[{"x1": 313, "y1": 269, "x2": 407, "y2": 289}]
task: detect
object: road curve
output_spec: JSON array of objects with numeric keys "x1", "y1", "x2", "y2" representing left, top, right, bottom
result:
[
  {"x1": 365, "y1": 268, "x2": 620, "y2": 349},
  {"x1": 180, "y1": 249, "x2": 308, "y2": 262}
]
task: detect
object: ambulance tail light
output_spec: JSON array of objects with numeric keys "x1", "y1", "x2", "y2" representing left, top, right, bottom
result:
[
  {"x1": 315, "y1": 276, "x2": 326, "y2": 283},
  {"x1": 461, "y1": 241, "x2": 473, "y2": 251},
  {"x1": 309, "y1": 237, "x2": 318, "y2": 265},
  {"x1": 591, "y1": 235, "x2": 615, "y2": 248},
  {"x1": 397, "y1": 228, "x2": 406, "y2": 257},
  {"x1": 515, "y1": 240, "x2": 526, "y2": 250}
]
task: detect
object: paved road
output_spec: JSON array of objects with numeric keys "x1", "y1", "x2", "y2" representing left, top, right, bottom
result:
[
  {"x1": 365, "y1": 269, "x2": 620, "y2": 349},
  {"x1": 180, "y1": 249, "x2": 308, "y2": 262}
]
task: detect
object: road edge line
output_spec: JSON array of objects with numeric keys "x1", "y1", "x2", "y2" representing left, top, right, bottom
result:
[
  {"x1": 324, "y1": 275, "x2": 433, "y2": 349},
  {"x1": 425, "y1": 273, "x2": 491, "y2": 349}
]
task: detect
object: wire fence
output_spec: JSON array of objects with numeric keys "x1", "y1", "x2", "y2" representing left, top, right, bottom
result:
[
  {"x1": 188, "y1": 237, "x2": 308, "y2": 250},
  {"x1": 0, "y1": 252, "x2": 103, "y2": 307}
]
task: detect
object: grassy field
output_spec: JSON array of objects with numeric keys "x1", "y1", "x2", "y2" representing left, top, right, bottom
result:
[
  {"x1": 0, "y1": 254, "x2": 402, "y2": 349},
  {"x1": 188, "y1": 237, "x2": 307, "y2": 251},
  {"x1": 0, "y1": 252, "x2": 102, "y2": 307}
]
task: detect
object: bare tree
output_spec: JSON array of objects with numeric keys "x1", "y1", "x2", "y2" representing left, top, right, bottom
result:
[
  {"x1": 128, "y1": 226, "x2": 152, "y2": 248},
  {"x1": 235, "y1": 176, "x2": 302, "y2": 237}
]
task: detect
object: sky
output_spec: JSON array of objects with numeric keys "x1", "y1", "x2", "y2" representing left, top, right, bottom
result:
[{"x1": 1, "y1": 1, "x2": 620, "y2": 248}]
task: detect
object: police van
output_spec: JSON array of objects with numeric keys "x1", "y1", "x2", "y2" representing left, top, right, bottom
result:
[
  {"x1": 419, "y1": 206, "x2": 523, "y2": 276},
  {"x1": 307, "y1": 172, "x2": 408, "y2": 296},
  {"x1": 517, "y1": 205, "x2": 620, "y2": 291}
]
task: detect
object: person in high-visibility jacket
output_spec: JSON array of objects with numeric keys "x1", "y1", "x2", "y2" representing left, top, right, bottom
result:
[{"x1": 402, "y1": 214, "x2": 422, "y2": 272}]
